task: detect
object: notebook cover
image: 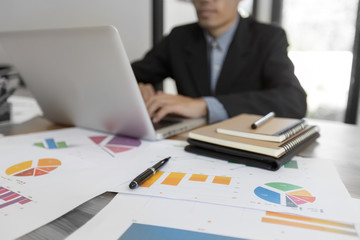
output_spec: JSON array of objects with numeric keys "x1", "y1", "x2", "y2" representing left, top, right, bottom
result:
[
  {"x1": 215, "y1": 114, "x2": 305, "y2": 142},
  {"x1": 185, "y1": 131, "x2": 319, "y2": 171}
]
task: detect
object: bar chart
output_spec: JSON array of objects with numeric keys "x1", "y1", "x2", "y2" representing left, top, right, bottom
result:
[
  {"x1": 262, "y1": 211, "x2": 358, "y2": 237},
  {"x1": 140, "y1": 171, "x2": 233, "y2": 188},
  {"x1": 34, "y1": 138, "x2": 68, "y2": 149},
  {"x1": 0, "y1": 186, "x2": 32, "y2": 210}
]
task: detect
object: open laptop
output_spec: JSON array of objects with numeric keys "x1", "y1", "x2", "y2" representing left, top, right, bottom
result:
[{"x1": 0, "y1": 26, "x2": 206, "y2": 140}]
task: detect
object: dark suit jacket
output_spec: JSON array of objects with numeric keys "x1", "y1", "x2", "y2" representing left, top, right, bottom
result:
[{"x1": 131, "y1": 16, "x2": 307, "y2": 119}]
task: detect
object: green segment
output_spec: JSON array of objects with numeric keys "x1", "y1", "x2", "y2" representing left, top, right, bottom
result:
[
  {"x1": 34, "y1": 142, "x2": 45, "y2": 148},
  {"x1": 265, "y1": 182, "x2": 302, "y2": 192},
  {"x1": 56, "y1": 141, "x2": 68, "y2": 148},
  {"x1": 284, "y1": 160, "x2": 299, "y2": 169}
]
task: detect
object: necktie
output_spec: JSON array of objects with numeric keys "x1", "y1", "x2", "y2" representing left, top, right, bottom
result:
[{"x1": 210, "y1": 40, "x2": 221, "y2": 94}]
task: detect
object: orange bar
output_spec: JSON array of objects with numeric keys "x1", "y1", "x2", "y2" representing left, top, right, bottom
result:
[
  {"x1": 262, "y1": 217, "x2": 357, "y2": 236},
  {"x1": 189, "y1": 174, "x2": 208, "y2": 182},
  {"x1": 140, "y1": 171, "x2": 164, "y2": 188},
  {"x1": 212, "y1": 176, "x2": 231, "y2": 185},
  {"x1": 265, "y1": 211, "x2": 354, "y2": 228},
  {"x1": 161, "y1": 172, "x2": 186, "y2": 186}
]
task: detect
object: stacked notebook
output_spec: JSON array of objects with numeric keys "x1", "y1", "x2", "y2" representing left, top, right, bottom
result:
[{"x1": 185, "y1": 114, "x2": 320, "y2": 171}]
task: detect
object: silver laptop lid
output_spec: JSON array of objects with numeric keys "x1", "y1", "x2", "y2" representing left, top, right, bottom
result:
[{"x1": 0, "y1": 26, "x2": 158, "y2": 140}]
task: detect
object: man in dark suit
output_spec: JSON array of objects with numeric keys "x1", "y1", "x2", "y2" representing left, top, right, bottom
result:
[{"x1": 132, "y1": 0, "x2": 307, "y2": 124}]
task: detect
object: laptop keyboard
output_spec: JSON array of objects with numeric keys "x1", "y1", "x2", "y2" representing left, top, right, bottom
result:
[{"x1": 153, "y1": 119, "x2": 181, "y2": 130}]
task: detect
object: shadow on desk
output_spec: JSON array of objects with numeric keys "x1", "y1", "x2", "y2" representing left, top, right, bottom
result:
[{"x1": 18, "y1": 192, "x2": 116, "y2": 240}]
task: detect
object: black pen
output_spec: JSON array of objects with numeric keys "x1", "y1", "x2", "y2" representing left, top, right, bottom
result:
[
  {"x1": 129, "y1": 157, "x2": 170, "y2": 189},
  {"x1": 251, "y1": 112, "x2": 275, "y2": 129}
]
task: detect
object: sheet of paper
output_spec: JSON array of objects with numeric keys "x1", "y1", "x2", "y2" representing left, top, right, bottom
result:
[
  {"x1": 0, "y1": 127, "x2": 153, "y2": 239},
  {"x1": 110, "y1": 140, "x2": 358, "y2": 223},
  {"x1": 67, "y1": 193, "x2": 360, "y2": 240},
  {"x1": 1, "y1": 127, "x2": 359, "y2": 239},
  {"x1": 0, "y1": 145, "x2": 106, "y2": 240}
]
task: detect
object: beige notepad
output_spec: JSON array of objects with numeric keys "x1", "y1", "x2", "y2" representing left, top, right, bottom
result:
[{"x1": 216, "y1": 114, "x2": 306, "y2": 142}]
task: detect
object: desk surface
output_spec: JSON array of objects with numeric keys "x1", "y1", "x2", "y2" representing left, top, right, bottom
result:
[{"x1": 1, "y1": 116, "x2": 360, "y2": 239}]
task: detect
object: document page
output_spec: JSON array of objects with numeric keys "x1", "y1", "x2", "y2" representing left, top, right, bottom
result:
[{"x1": 111, "y1": 140, "x2": 358, "y2": 223}]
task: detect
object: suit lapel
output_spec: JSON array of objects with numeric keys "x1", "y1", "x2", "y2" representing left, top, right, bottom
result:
[
  {"x1": 186, "y1": 28, "x2": 211, "y2": 96},
  {"x1": 215, "y1": 17, "x2": 251, "y2": 94}
]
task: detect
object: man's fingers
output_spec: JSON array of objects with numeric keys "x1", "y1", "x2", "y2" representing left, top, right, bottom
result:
[
  {"x1": 145, "y1": 94, "x2": 208, "y2": 122},
  {"x1": 147, "y1": 96, "x2": 167, "y2": 118},
  {"x1": 152, "y1": 105, "x2": 174, "y2": 123}
]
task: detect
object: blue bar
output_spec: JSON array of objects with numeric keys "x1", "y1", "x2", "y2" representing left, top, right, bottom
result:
[
  {"x1": 118, "y1": 223, "x2": 245, "y2": 240},
  {"x1": 45, "y1": 138, "x2": 57, "y2": 149}
]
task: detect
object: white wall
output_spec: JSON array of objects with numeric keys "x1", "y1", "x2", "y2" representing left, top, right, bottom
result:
[
  {"x1": 0, "y1": 0, "x2": 151, "y2": 63},
  {"x1": 164, "y1": 0, "x2": 197, "y2": 35}
]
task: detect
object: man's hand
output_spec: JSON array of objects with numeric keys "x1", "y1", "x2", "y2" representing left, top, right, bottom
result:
[
  {"x1": 138, "y1": 83, "x2": 208, "y2": 123},
  {"x1": 146, "y1": 92, "x2": 208, "y2": 123}
]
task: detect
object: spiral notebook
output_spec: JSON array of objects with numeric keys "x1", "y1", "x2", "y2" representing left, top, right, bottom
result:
[
  {"x1": 188, "y1": 123, "x2": 319, "y2": 158},
  {"x1": 185, "y1": 130, "x2": 319, "y2": 171}
]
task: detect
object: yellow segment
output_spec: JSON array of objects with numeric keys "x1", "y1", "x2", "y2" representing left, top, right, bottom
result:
[
  {"x1": 189, "y1": 174, "x2": 208, "y2": 182},
  {"x1": 5, "y1": 160, "x2": 33, "y2": 175},
  {"x1": 212, "y1": 176, "x2": 231, "y2": 185},
  {"x1": 161, "y1": 172, "x2": 186, "y2": 186},
  {"x1": 38, "y1": 158, "x2": 61, "y2": 167},
  {"x1": 288, "y1": 189, "x2": 312, "y2": 196},
  {"x1": 140, "y1": 171, "x2": 165, "y2": 188}
]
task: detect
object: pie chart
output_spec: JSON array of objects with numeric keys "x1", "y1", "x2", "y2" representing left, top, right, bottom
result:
[
  {"x1": 89, "y1": 135, "x2": 141, "y2": 154},
  {"x1": 5, "y1": 158, "x2": 61, "y2": 177},
  {"x1": 254, "y1": 182, "x2": 316, "y2": 207}
]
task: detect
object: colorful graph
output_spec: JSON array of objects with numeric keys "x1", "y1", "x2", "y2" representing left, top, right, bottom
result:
[
  {"x1": 254, "y1": 182, "x2": 316, "y2": 207},
  {"x1": 0, "y1": 186, "x2": 32, "y2": 209},
  {"x1": 119, "y1": 223, "x2": 242, "y2": 240},
  {"x1": 89, "y1": 135, "x2": 141, "y2": 154},
  {"x1": 34, "y1": 138, "x2": 68, "y2": 149},
  {"x1": 5, "y1": 158, "x2": 61, "y2": 177},
  {"x1": 140, "y1": 172, "x2": 232, "y2": 188},
  {"x1": 262, "y1": 211, "x2": 358, "y2": 237},
  {"x1": 284, "y1": 160, "x2": 299, "y2": 169}
]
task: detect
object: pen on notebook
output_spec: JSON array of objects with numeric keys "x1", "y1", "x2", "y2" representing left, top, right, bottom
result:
[
  {"x1": 251, "y1": 112, "x2": 275, "y2": 129},
  {"x1": 129, "y1": 156, "x2": 171, "y2": 189}
]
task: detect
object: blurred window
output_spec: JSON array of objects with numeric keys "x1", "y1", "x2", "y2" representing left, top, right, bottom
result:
[{"x1": 282, "y1": 0, "x2": 358, "y2": 121}]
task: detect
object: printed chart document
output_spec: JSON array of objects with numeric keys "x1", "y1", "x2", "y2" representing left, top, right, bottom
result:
[
  {"x1": 111, "y1": 140, "x2": 358, "y2": 223},
  {"x1": 0, "y1": 146, "x2": 104, "y2": 240},
  {"x1": 67, "y1": 193, "x2": 360, "y2": 240},
  {"x1": 0, "y1": 127, "x2": 153, "y2": 239}
]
